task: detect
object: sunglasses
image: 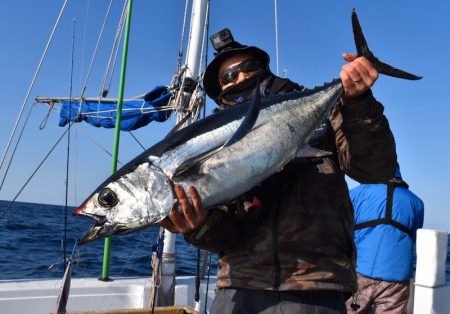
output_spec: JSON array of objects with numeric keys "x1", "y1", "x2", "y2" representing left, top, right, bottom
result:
[{"x1": 219, "y1": 59, "x2": 263, "y2": 86}]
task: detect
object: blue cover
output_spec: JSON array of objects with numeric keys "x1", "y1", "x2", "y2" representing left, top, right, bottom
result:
[
  {"x1": 351, "y1": 184, "x2": 424, "y2": 281},
  {"x1": 59, "y1": 85, "x2": 172, "y2": 131}
]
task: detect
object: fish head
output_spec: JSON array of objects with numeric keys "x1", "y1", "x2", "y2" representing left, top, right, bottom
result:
[{"x1": 73, "y1": 162, "x2": 174, "y2": 244}]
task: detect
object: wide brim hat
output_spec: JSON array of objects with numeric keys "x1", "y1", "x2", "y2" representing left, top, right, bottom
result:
[{"x1": 203, "y1": 43, "x2": 270, "y2": 101}]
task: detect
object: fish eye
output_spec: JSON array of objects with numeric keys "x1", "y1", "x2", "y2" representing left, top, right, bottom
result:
[{"x1": 97, "y1": 188, "x2": 118, "y2": 208}]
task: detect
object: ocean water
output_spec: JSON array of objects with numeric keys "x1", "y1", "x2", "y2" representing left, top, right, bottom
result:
[
  {"x1": 0, "y1": 200, "x2": 449, "y2": 282},
  {"x1": 0, "y1": 200, "x2": 217, "y2": 280}
]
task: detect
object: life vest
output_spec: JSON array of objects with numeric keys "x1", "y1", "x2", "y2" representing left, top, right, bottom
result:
[{"x1": 354, "y1": 179, "x2": 414, "y2": 238}]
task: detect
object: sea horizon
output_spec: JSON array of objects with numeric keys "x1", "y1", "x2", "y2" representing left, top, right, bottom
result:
[
  {"x1": 0, "y1": 200, "x2": 214, "y2": 281},
  {"x1": 0, "y1": 200, "x2": 448, "y2": 283}
]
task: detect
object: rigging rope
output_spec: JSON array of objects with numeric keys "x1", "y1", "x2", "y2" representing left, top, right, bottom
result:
[
  {"x1": 35, "y1": 99, "x2": 126, "y2": 165},
  {"x1": 79, "y1": 0, "x2": 115, "y2": 99},
  {"x1": 0, "y1": 127, "x2": 70, "y2": 220},
  {"x1": 149, "y1": 228, "x2": 165, "y2": 312},
  {"x1": 0, "y1": 0, "x2": 69, "y2": 184},
  {"x1": 128, "y1": 131, "x2": 146, "y2": 151},
  {"x1": 0, "y1": 102, "x2": 37, "y2": 192},
  {"x1": 77, "y1": 127, "x2": 123, "y2": 166},
  {"x1": 62, "y1": 18, "x2": 77, "y2": 265},
  {"x1": 177, "y1": 0, "x2": 191, "y2": 73},
  {"x1": 38, "y1": 102, "x2": 54, "y2": 130},
  {"x1": 196, "y1": 0, "x2": 209, "y2": 121},
  {"x1": 79, "y1": 0, "x2": 91, "y2": 87},
  {"x1": 168, "y1": 0, "x2": 193, "y2": 124},
  {"x1": 201, "y1": 0, "x2": 210, "y2": 119},
  {"x1": 99, "y1": 0, "x2": 127, "y2": 97},
  {"x1": 173, "y1": 0, "x2": 211, "y2": 125}
]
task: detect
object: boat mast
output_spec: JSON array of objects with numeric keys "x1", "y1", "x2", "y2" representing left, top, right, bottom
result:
[
  {"x1": 100, "y1": 0, "x2": 133, "y2": 281},
  {"x1": 157, "y1": 0, "x2": 209, "y2": 306}
]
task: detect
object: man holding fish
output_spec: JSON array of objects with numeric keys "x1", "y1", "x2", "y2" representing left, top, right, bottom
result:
[
  {"x1": 159, "y1": 21, "x2": 412, "y2": 313},
  {"x1": 74, "y1": 11, "x2": 421, "y2": 314}
]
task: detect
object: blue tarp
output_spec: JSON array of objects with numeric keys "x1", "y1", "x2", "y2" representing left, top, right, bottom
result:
[{"x1": 59, "y1": 85, "x2": 172, "y2": 131}]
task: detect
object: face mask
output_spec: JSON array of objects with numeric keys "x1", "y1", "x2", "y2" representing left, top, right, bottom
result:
[{"x1": 217, "y1": 71, "x2": 271, "y2": 109}]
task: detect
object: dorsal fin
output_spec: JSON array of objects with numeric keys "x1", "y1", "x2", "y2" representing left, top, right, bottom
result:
[
  {"x1": 165, "y1": 112, "x2": 192, "y2": 138},
  {"x1": 172, "y1": 79, "x2": 262, "y2": 179}
]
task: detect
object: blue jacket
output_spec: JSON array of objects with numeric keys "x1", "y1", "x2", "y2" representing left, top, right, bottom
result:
[{"x1": 351, "y1": 183, "x2": 424, "y2": 281}]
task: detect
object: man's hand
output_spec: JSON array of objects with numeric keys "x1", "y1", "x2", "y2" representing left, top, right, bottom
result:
[
  {"x1": 160, "y1": 185, "x2": 207, "y2": 234},
  {"x1": 340, "y1": 53, "x2": 379, "y2": 99}
]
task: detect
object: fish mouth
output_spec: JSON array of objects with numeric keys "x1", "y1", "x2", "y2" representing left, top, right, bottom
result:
[
  {"x1": 72, "y1": 207, "x2": 110, "y2": 245},
  {"x1": 73, "y1": 208, "x2": 134, "y2": 244},
  {"x1": 78, "y1": 224, "x2": 107, "y2": 245},
  {"x1": 77, "y1": 218, "x2": 110, "y2": 245},
  {"x1": 78, "y1": 222, "x2": 135, "y2": 245}
]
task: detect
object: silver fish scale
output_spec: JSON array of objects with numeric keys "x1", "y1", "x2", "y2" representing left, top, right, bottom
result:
[
  {"x1": 103, "y1": 162, "x2": 174, "y2": 226},
  {"x1": 175, "y1": 81, "x2": 343, "y2": 208},
  {"x1": 153, "y1": 119, "x2": 243, "y2": 179},
  {"x1": 76, "y1": 80, "x2": 343, "y2": 243}
]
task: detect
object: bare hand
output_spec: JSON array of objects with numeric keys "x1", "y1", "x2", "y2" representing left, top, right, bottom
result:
[
  {"x1": 160, "y1": 185, "x2": 207, "y2": 234},
  {"x1": 340, "y1": 53, "x2": 379, "y2": 99}
]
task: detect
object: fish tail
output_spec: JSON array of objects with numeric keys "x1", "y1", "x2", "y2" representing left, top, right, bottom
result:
[{"x1": 352, "y1": 9, "x2": 422, "y2": 80}]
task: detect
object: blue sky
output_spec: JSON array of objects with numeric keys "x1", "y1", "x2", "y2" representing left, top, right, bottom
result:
[{"x1": 0, "y1": 1, "x2": 449, "y2": 232}]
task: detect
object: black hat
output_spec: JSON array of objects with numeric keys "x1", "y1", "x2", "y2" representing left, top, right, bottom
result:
[{"x1": 203, "y1": 29, "x2": 270, "y2": 101}]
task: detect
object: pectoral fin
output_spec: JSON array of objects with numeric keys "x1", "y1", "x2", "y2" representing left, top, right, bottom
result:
[
  {"x1": 296, "y1": 145, "x2": 333, "y2": 158},
  {"x1": 172, "y1": 145, "x2": 224, "y2": 178}
]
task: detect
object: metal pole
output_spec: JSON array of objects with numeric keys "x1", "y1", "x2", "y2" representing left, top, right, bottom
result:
[
  {"x1": 157, "y1": 0, "x2": 208, "y2": 306},
  {"x1": 100, "y1": 0, "x2": 133, "y2": 281}
]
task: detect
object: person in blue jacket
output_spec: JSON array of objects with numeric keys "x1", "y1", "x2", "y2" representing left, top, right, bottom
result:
[{"x1": 346, "y1": 165, "x2": 424, "y2": 313}]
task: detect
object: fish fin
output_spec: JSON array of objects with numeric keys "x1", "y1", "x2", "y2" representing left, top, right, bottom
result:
[
  {"x1": 223, "y1": 78, "x2": 261, "y2": 148},
  {"x1": 172, "y1": 145, "x2": 224, "y2": 179},
  {"x1": 352, "y1": 9, "x2": 422, "y2": 80},
  {"x1": 165, "y1": 112, "x2": 192, "y2": 138},
  {"x1": 172, "y1": 79, "x2": 262, "y2": 178},
  {"x1": 296, "y1": 145, "x2": 333, "y2": 158}
]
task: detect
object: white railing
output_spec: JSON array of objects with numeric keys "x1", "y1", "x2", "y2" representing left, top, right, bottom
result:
[{"x1": 413, "y1": 229, "x2": 449, "y2": 314}]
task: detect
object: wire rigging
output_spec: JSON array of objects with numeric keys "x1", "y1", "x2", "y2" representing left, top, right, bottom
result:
[
  {"x1": 79, "y1": 0, "x2": 115, "y2": 99},
  {"x1": 62, "y1": 18, "x2": 77, "y2": 266},
  {"x1": 99, "y1": 0, "x2": 128, "y2": 97},
  {"x1": 177, "y1": 0, "x2": 191, "y2": 73},
  {"x1": 0, "y1": 127, "x2": 70, "y2": 220},
  {"x1": 0, "y1": 102, "x2": 41, "y2": 192},
  {"x1": 0, "y1": 0, "x2": 69, "y2": 187},
  {"x1": 79, "y1": 0, "x2": 91, "y2": 87},
  {"x1": 128, "y1": 131, "x2": 146, "y2": 151}
]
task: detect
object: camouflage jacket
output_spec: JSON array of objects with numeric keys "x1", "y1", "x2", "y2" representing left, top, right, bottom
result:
[{"x1": 184, "y1": 89, "x2": 397, "y2": 294}]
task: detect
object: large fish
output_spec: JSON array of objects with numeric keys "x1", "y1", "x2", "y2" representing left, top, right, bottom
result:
[{"x1": 73, "y1": 10, "x2": 421, "y2": 244}]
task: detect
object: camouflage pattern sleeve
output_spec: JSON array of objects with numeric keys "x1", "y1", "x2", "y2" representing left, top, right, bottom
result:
[
  {"x1": 184, "y1": 207, "x2": 242, "y2": 253},
  {"x1": 330, "y1": 90, "x2": 397, "y2": 183}
]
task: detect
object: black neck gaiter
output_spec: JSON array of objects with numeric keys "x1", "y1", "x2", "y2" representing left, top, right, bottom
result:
[
  {"x1": 216, "y1": 71, "x2": 303, "y2": 109},
  {"x1": 217, "y1": 72, "x2": 272, "y2": 109}
]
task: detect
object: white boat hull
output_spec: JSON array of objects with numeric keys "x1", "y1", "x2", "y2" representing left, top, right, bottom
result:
[
  {"x1": 0, "y1": 229, "x2": 448, "y2": 314},
  {"x1": 0, "y1": 276, "x2": 216, "y2": 314}
]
